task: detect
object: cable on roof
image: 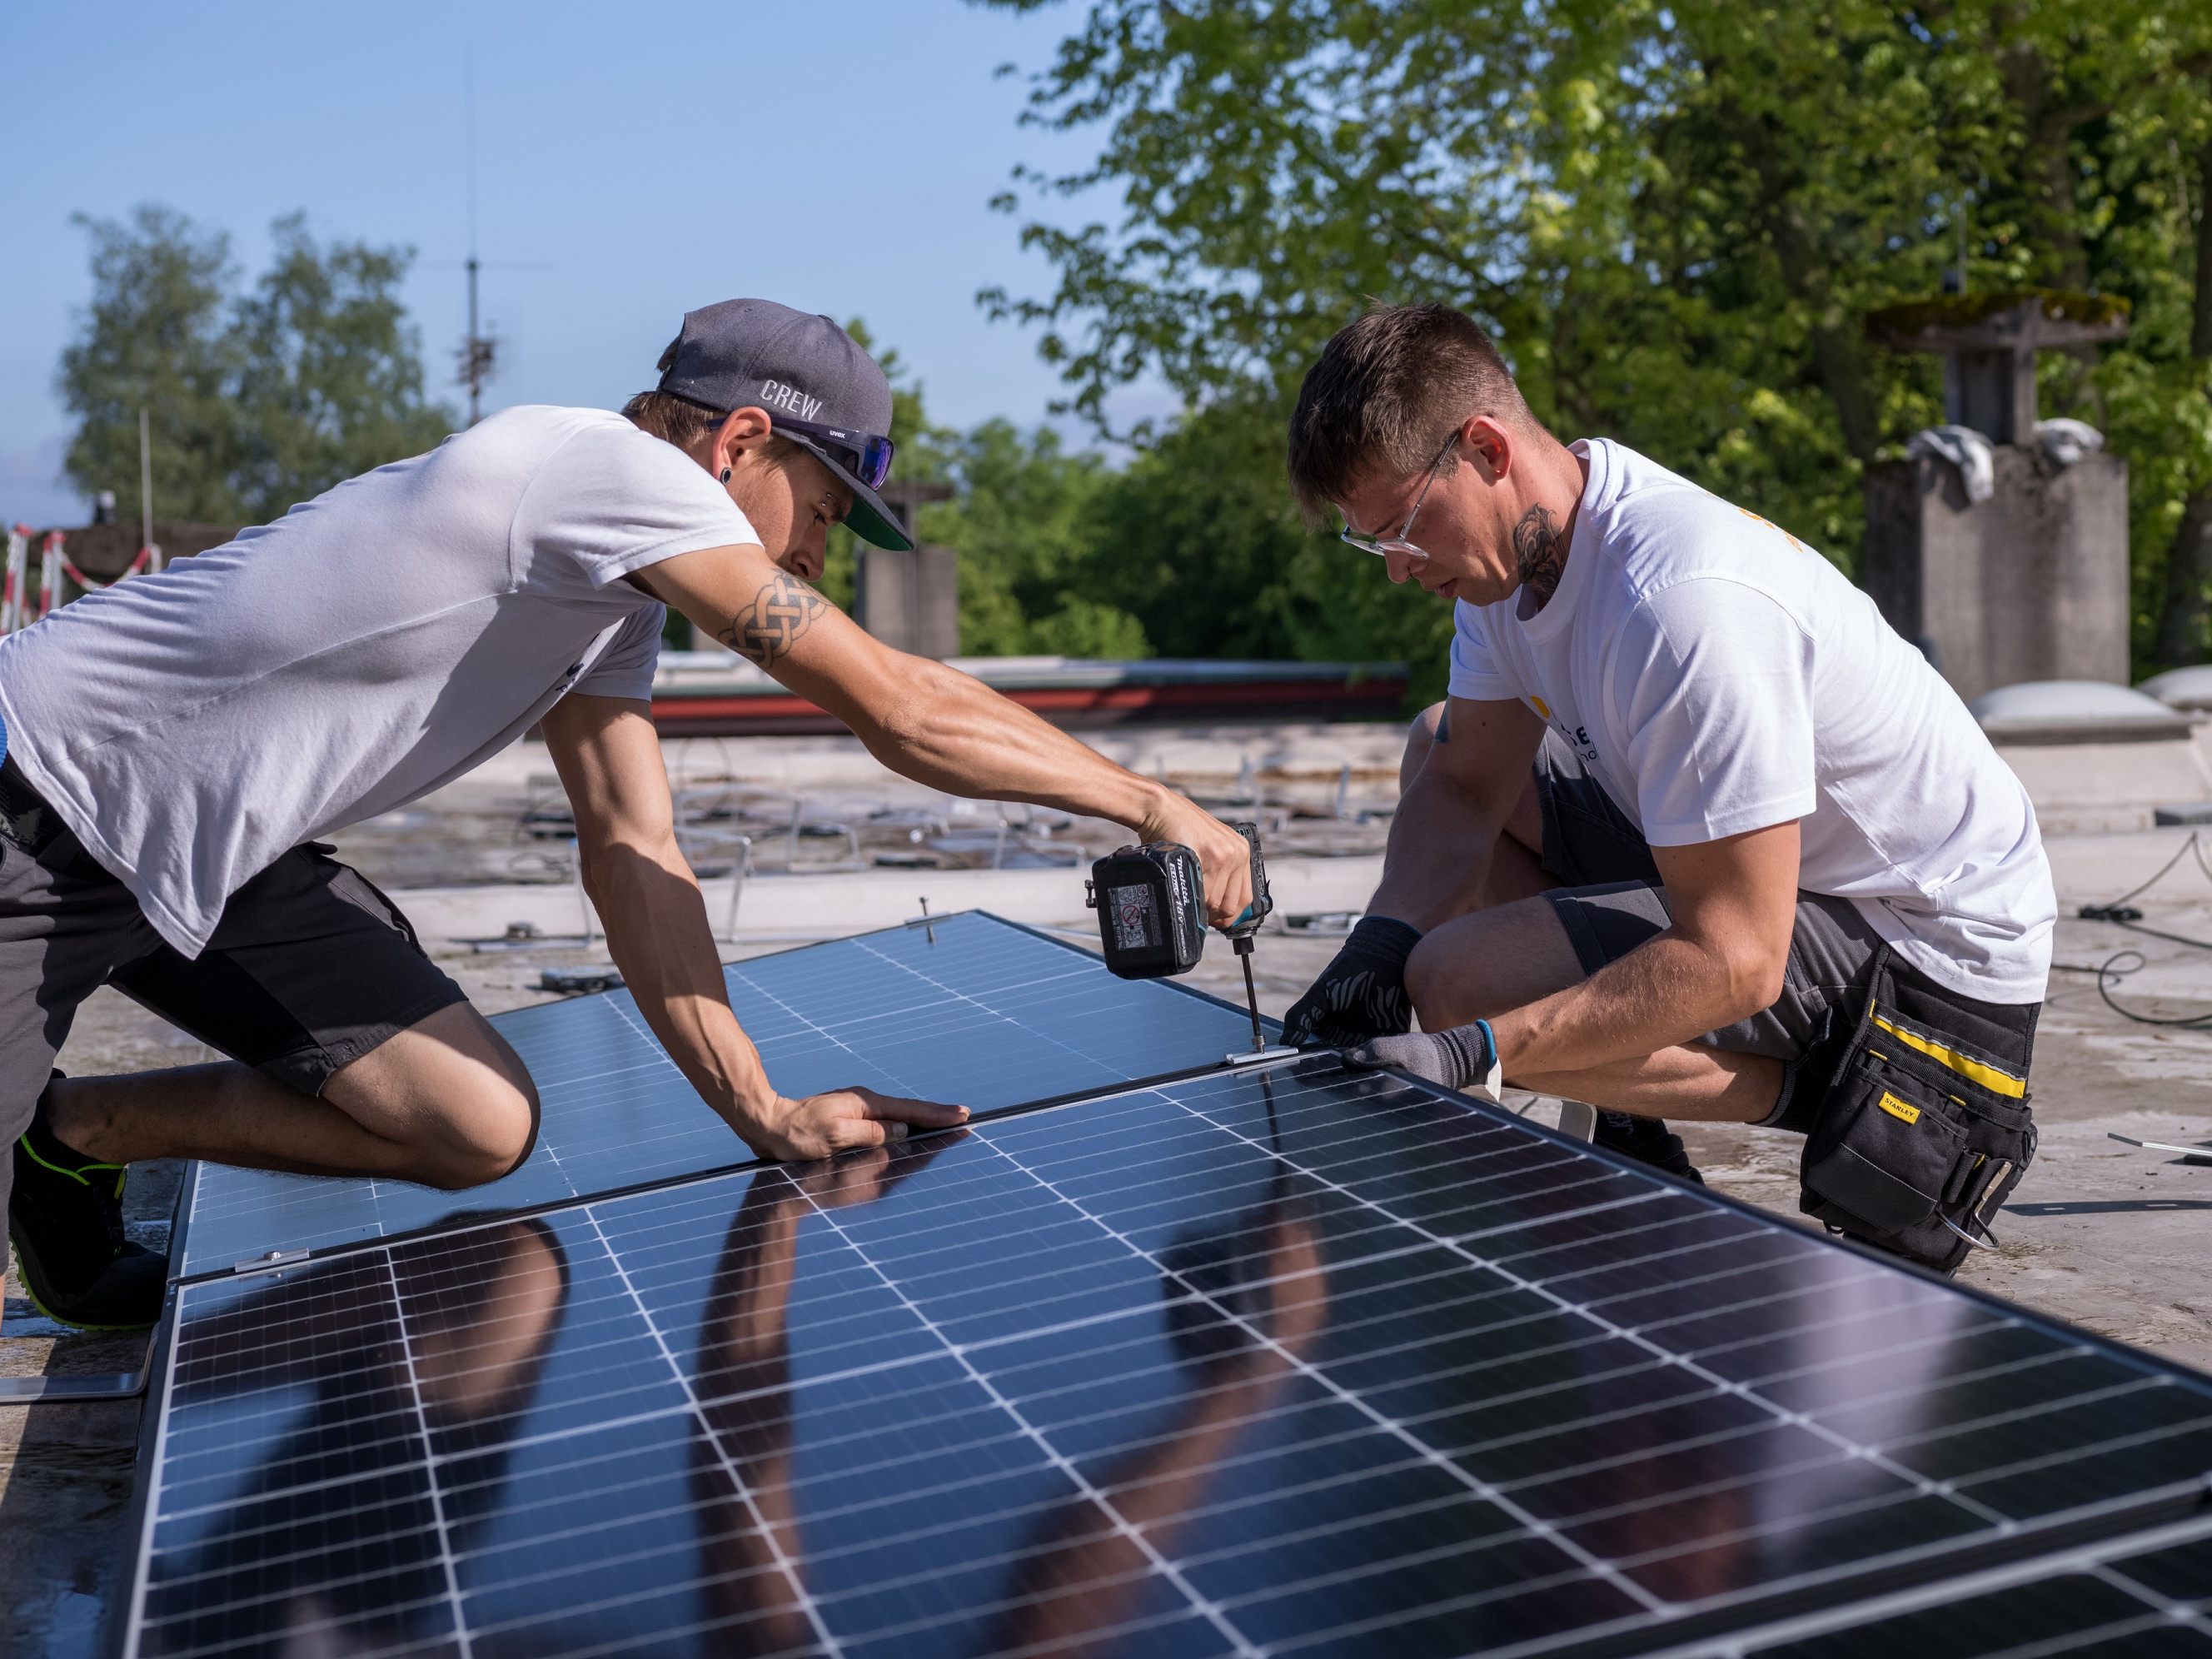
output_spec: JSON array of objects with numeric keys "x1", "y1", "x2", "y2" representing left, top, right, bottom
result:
[{"x1": 2065, "y1": 832, "x2": 2212, "y2": 1027}]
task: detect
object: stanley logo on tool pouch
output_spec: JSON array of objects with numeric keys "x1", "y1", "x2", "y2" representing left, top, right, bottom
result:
[{"x1": 1877, "y1": 1091, "x2": 1921, "y2": 1125}]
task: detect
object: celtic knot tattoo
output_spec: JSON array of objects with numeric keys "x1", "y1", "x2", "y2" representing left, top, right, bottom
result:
[{"x1": 719, "y1": 571, "x2": 827, "y2": 666}]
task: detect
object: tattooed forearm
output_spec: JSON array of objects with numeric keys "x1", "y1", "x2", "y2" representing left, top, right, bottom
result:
[
  {"x1": 717, "y1": 571, "x2": 827, "y2": 667},
  {"x1": 1512, "y1": 504, "x2": 1568, "y2": 614}
]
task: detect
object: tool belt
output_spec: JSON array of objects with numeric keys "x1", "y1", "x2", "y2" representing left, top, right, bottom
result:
[{"x1": 1799, "y1": 948, "x2": 2038, "y2": 1277}]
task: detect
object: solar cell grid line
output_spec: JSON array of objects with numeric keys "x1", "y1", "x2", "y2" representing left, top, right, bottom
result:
[
  {"x1": 570, "y1": 1203, "x2": 843, "y2": 1657},
  {"x1": 174, "y1": 910, "x2": 1269, "y2": 1278},
  {"x1": 376, "y1": 1248, "x2": 479, "y2": 1659},
  {"x1": 121, "y1": 1058, "x2": 2212, "y2": 1659},
  {"x1": 798, "y1": 1188, "x2": 1268, "y2": 1659},
  {"x1": 843, "y1": 929, "x2": 1145, "y2": 1072},
  {"x1": 1678, "y1": 1512, "x2": 2212, "y2": 1657},
  {"x1": 820, "y1": 1099, "x2": 1676, "y2": 1626},
  {"x1": 971, "y1": 1067, "x2": 2212, "y2": 1639},
  {"x1": 977, "y1": 1084, "x2": 1911, "y2": 1646}
]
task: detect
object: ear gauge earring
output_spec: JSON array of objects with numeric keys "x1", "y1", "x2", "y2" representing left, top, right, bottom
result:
[{"x1": 720, "y1": 467, "x2": 732, "y2": 482}]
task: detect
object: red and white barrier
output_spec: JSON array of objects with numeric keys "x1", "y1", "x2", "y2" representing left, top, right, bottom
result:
[
  {"x1": 57, "y1": 543, "x2": 152, "y2": 594},
  {"x1": 0, "y1": 530, "x2": 161, "y2": 631},
  {"x1": 2, "y1": 527, "x2": 26, "y2": 635}
]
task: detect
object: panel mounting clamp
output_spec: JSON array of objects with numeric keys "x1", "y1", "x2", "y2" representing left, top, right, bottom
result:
[{"x1": 230, "y1": 1248, "x2": 310, "y2": 1278}]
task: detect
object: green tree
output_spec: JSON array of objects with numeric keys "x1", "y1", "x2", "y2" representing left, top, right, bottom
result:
[
  {"x1": 976, "y1": 0, "x2": 2212, "y2": 672},
  {"x1": 2121, "y1": 67, "x2": 2212, "y2": 665},
  {"x1": 831, "y1": 324, "x2": 1149, "y2": 656},
  {"x1": 924, "y1": 419, "x2": 1143, "y2": 656},
  {"x1": 56, "y1": 205, "x2": 245, "y2": 522},
  {"x1": 227, "y1": 212, "x2": 454, "y2": 517},
  {"x1": 56, "y1": 204, "x2": 452, "y2": 526}
]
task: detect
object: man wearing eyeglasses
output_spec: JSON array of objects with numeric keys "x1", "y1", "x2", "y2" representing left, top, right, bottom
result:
[
  {"x1": 1281, "y1": 304, "x2": 2052, "y2": 1234},
  {"x1": 0, "y1": 297, "x2": 1254, "y2": 1328}
]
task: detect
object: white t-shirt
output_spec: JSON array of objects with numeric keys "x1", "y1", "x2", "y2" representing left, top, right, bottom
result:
[
  {"x1": 0, "y1": 406, "x2": 759, "y2": 958},
  {"x1": 1447, "y1": 437, "x2": 2054, "y2": 1003}
]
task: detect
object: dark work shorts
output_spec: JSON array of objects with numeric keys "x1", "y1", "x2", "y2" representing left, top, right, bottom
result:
[
  {"x1": 1527, "y1": 734, "x2": 2038, "y2": 1129},
  {"x1": 0, "y1": 758, "x2": 467, "y2": 1220},
  {"x1": 1532, "y1": 734, "x2": 1883, "y2": 1064}
]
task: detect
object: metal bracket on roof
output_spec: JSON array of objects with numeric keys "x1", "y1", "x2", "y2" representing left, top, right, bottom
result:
[
  {"x1": 0, "y1": 1363, "x2": 149, "y2": 1403},
  {"x1": 0, "y1": 1328, "x2": 153, "y2": 1404},
  {"x1": 2108, "y1": 1132, "x2": 2212, "y2": 1166},
  {"x1": 229, "y1": 1248, "x2": 310, "y2": 1278}
]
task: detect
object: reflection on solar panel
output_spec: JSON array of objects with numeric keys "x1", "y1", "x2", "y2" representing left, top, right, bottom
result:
[
  {"x1": 125, "y1": 1059, "x2": 2212, "y2": 1658},
  {"x1": 177, "y1": 912, "x2": 1265, "y2": 1277}
]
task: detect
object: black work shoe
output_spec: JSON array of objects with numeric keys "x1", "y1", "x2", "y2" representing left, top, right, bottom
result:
[
  {"x1": 1594, "y1": 1109, "x2": 1706, "y2": 1186},
  {"x1": 8, "y1": 1088, "x2": 167, "y2": 1331}
]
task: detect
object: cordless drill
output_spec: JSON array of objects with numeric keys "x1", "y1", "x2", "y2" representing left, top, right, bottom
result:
[{"x1": 1084, "y1": 821, "x2": 1290, "y2": 1062}]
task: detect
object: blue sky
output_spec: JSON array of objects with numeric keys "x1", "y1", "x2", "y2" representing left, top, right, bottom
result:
[{"x1": 1, "y1": 0, "x2": 1147, "y2": 526}]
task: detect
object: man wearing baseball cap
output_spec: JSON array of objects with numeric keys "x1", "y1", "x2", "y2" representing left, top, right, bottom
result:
[{"x1": 0, "y1": 298, "x2": 1254, "y2": 1330}]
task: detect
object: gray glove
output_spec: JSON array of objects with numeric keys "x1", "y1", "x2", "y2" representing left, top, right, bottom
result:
[
  {"x1": 1283, "y1": 916, "x2": 1422, "y2": 1047},
  {"x1": 1343, "y1": 1022, "x2": 1502, "y2": 1099}
]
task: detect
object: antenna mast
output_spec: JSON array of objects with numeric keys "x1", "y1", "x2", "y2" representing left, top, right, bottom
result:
[{"x1": 458, "y1": 49, "x2": 496, "y2": 425}]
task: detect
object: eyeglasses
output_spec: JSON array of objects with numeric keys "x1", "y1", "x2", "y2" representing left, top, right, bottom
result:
[{"x1": 1339, "y1": 431, "x2": 1459, "y2": 563}]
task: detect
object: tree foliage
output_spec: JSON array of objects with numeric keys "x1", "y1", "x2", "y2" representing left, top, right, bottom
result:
[
  {"x1": 975, "y1": 0, "x2": 2212, "y2": 671},
  {"x1": 824, "y1": 329, "x2": 1153, "y2": 658},
  {"x1": 57, "y1": 204, "x2": 453, "y2": 526}
]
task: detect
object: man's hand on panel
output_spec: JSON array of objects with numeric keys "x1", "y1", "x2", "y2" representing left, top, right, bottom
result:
[{"x1": 748, "y1": 1087, "x2": 969, "y2": 1164}]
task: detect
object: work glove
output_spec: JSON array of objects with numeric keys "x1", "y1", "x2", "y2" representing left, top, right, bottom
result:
[
  {"x1": 1282, "y1": 916, "x2": 1422, "y2": 1047},
  {"x1": 1341, "y1": 1022, "x2": 1502, "y2": 1102}
]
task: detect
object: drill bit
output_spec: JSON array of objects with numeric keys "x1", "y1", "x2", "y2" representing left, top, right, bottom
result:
[{"x1": 1235, "y1": 935, "x2": 1266, "y2": 1055}]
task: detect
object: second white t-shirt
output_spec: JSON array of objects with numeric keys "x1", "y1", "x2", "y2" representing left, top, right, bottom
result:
[{"x1": 1447, "y1": 437, "x2": 2054, "y2": 1003}]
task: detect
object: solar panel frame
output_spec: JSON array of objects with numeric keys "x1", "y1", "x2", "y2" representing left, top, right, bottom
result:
[
  {"x1": 113, "y1": 1055, "x2": 2212, "y2": 1659},
  {"x1": 171, "y1": 910, "x2": 1278, "y2": 1281},
  {"x1": 1693, "y1": 1511, "x2": 2212, "y2": 1657}
]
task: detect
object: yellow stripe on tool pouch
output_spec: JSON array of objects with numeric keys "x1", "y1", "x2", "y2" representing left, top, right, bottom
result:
[{"x1": 1870, "y1": 1014, "x2": 2026, "y2": 1099}]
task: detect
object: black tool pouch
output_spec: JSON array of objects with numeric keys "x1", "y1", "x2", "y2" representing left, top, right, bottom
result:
[{"x1": 1799, "y1": 950, "x2": 2037, "y2": 1276}]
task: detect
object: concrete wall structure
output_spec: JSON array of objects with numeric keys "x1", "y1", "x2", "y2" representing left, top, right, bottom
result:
[
  {"x1": 854, "y1": 543, "x2": 959, "y2": 658},
  {"x1": 1863, "y1": 450, "x2": 2130, "y2": 702}
]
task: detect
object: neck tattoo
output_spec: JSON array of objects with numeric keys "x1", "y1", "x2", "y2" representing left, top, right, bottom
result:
[{"x1": 1512, "y1": 503, "x2": 1567, "y2": 615}]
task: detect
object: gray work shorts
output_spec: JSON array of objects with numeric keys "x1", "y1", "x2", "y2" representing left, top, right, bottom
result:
[
  {"x1": 0, "y1": 758, "x2": 467, "y2": 1222},
  {"x1": 1532, "y1": 733, "x2": 1883, "y2": 1070}
]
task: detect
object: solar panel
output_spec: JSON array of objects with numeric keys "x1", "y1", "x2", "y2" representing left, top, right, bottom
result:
[
  {"x1": 124, "y1": 1058, "x2": 2212, "y2": 1659},
  {"x1": 175, "y1": 911, "x2": 1267, "y2": 1278}
]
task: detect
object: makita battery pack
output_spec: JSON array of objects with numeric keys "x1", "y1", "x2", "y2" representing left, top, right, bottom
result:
[{"x1": 1085, "y1": 842, "x2": 1208, "y2": 979}]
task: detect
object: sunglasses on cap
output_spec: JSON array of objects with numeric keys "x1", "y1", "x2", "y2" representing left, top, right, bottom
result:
[
  {"x1": 775, "y1": 416, "x2": 896, "y2": 491},
  {"x1": 672, "y1": 396, "x2": 897, "y2": 491}
]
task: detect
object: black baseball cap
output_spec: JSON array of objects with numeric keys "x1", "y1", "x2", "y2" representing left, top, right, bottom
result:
[{"x1": 656, "y1": 298, "x2": 913, "y2": 551}]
